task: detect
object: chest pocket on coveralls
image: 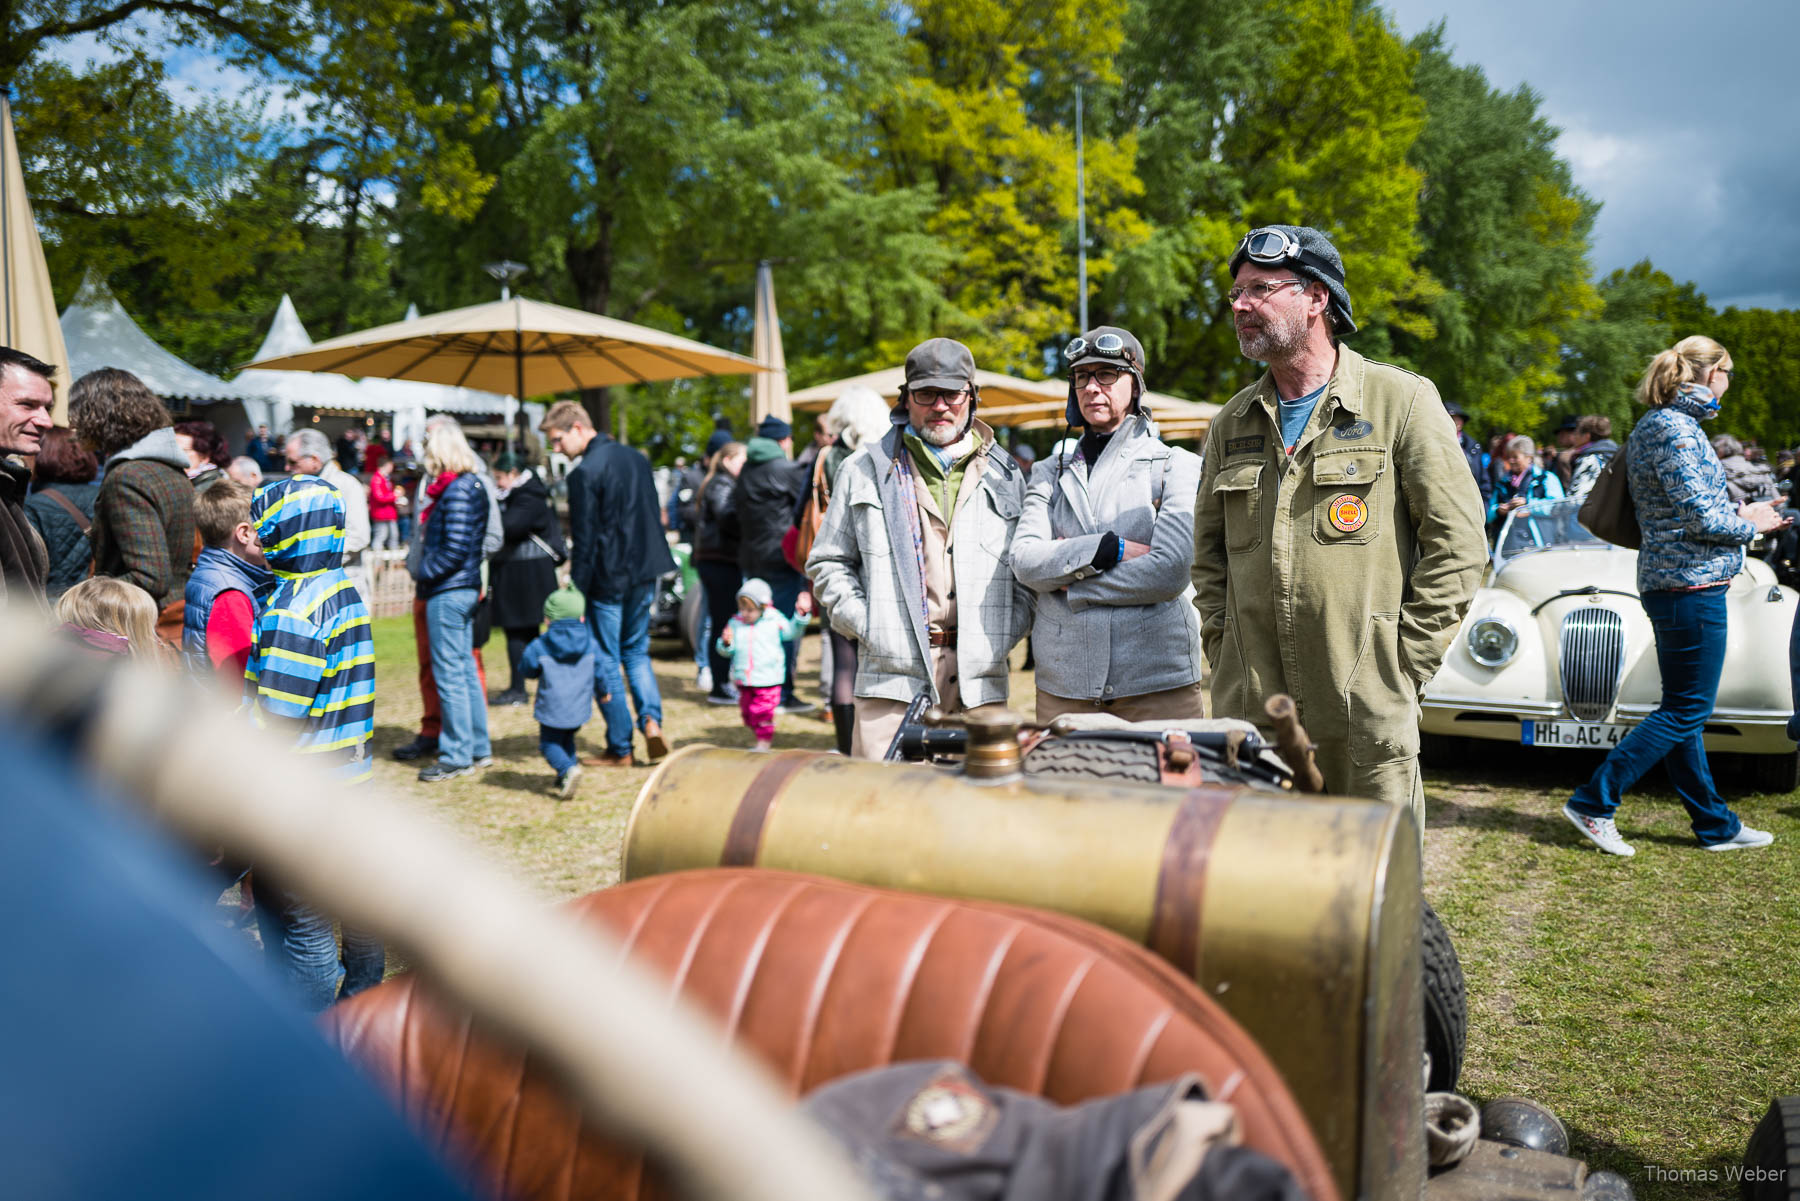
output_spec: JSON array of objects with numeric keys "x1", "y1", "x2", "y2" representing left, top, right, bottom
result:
[
  {"x1": 1211, "y1": 459, "x2": 1264, "y2": 554},
  {"x1": 1312, "y1": 447, "x2": 1387, "y2": 546}
]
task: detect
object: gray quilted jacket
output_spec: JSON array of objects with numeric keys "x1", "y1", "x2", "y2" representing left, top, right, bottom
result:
[
  {"x1": 807, "y1": 421, "x2": 1032, "y2": 707},
  {"x1": 1011, "y1": 413, "x2": 1204, "y2": 701}
]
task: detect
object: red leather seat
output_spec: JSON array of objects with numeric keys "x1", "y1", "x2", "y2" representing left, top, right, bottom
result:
[{"x1": 324, "y1": 869, "x2": 1338, "y2": 1201}]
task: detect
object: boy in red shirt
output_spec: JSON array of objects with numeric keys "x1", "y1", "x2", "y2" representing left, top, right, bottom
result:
[{"x1": 181, "y1": 481, "x2": 273, "y2": 692}]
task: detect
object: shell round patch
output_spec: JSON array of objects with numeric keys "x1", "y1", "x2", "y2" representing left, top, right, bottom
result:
[{"x1": 1328, "y1": 494, "x2": 1368, "y2": 532}]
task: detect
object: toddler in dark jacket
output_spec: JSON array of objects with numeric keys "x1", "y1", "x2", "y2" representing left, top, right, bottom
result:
[{"x1": 519, "y1": 585, "x2": 595, "y2": 797}]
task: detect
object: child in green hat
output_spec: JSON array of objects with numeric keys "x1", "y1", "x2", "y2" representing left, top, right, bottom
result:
[{"x1": 518, "y1": 585, "x2": 596, "y2": 796}]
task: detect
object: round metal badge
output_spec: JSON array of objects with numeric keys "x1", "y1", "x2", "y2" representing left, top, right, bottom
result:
[{"x1": 1328, "y1": 494, "x2": 1368, "y2": 532}]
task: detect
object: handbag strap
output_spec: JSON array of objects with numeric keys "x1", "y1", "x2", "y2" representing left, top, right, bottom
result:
[{"x1": 41, "y1": 488, "x2": 93, "y2": 536}]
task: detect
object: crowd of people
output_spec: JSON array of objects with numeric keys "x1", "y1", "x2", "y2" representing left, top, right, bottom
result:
[{"x1": 3, "y1": 220, "x2": 1795, "y2": 1014}]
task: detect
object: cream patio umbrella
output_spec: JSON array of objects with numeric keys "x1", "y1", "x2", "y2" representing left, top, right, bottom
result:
[
  {"x1": 1, "y1": 95, "x2": 71, "y2": 421},
  {"x1": 750, "y1": 261, "x2": 789, "y2": 426},
  {"x1": 788, "y1": 366, "x2": 1073, "y2": 427},
  {"x1": 243, "y1": 295, "x2": 767, "y2": 443}
]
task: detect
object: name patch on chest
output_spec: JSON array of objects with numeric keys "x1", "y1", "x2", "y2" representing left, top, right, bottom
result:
[
  {"x1": 1332, "y1": 420, "x2": 1374, "y2": 441},
  {"x1": 1224, "y1": 435, "x2": 1265, "y2": 457}
]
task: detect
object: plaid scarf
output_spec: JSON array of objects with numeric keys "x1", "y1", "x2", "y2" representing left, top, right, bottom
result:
[{"x1": 889, "y1": 451, "x2": 931, "y2": 626}]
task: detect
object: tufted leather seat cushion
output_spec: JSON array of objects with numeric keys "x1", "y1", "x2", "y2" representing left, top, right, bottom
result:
[{"x1": 323, "y1": 869, "x2": 1338, "y2": 1201}]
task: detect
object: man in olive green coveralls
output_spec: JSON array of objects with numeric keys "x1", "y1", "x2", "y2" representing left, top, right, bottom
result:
[{"x1": 1192, "y1": 225, "x2": 1487, "y2": 836}]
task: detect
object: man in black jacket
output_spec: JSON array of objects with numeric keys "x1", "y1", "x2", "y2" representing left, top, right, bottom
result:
[
  {"x1": 732, "y1": 414, "x2": 814, "y2": 712},
  {"x1": 0, "y1": 347, "x2": 54, "y2": 609},
  {"x1": 540, "y1": 401, "x2": 677, "y2": 765}
]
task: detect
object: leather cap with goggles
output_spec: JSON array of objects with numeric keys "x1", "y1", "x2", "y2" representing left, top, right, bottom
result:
[
  {"x1": 1063, "y1": 326, "x2": 1146, "y2": 428},
  {"x1": 1227, "y1": 224, "x2": 1358, "y2": 334},
  {"x1": 1234, "y1": 227, "x2": 1345, "y2": 283}
]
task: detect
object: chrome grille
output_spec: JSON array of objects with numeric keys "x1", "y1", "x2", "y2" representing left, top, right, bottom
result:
[{"x1": 1559, "y1": 607, "x2": 1626, "y2": 722}]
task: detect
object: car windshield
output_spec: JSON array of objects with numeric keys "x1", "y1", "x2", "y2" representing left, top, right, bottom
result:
[{"x1": 1493, "y1": 497, "x2": 1611, "y2": 566}]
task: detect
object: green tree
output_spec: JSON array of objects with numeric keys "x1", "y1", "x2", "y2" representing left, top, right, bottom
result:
[
  {"x1": 1115, "y1": 0, "x2": 1433, "y2": 402},
  {"x1": 864, "y1": 0, "x2": 1153, "y2": 375},
  {"x1": 1558, "y1": 261, "x2": 1706, "y2": 437},
  {"x1": 1384, "y1": 28, "x2": 1601, "y2": 439},
  {"x1": 15, "y1": 54, "x2": 310, "y2": 371},
  {"x1": 1712, "y1": 307, "x2": 1800, "y2": 451}
]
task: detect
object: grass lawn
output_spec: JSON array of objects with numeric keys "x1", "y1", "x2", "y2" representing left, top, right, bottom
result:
[{"x1": 367, "y1": 615, "x2": 1798, "y2": 1199}]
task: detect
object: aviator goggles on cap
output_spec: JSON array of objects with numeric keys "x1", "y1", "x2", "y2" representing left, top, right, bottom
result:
[
  {"x1": 1234, "y1": 226, "x2": 1345, "y2": 281},
  {"x1": 1063, "y1": 333, "x2": 1138, "y2": 366}
]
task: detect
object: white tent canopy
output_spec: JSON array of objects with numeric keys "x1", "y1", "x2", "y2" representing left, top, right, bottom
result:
[
  {"x1": 231, "y1": 295, "x2": 366, "y2": 434},
  {"x1": 61, "y1": 269, "x2": 268, "y2": 412}
]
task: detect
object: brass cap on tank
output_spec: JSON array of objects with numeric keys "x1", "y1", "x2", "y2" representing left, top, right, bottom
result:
[{"x1": 960, "y1": 707, "x2": 1023, "y2": 778}]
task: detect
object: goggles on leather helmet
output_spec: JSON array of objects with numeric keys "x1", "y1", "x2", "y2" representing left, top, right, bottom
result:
[
  {"x1": 1063, "y1": 333, "x2": 1137, "y2": 366},
  {"x1": 1234, "y1": 226, "x2": 1344, "y2": 283},
  {"x1": 1237, "y1": 227, "x2": 1303, "y2": 265}
]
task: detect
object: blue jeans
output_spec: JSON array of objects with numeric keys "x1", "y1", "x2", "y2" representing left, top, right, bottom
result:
[
  {"x1": 767, "y1": 566, "x2": 806, "y2": 706},
  {"x1": 589, "y1": 583, "x2": 663, "y2": 757},
  {"x1": 540, "y1": 725, "x2": 578, "y2": 774},
  {"x1": 1568, "y1": 586, "x2": 1741, "y2": 844},
  {"x1": 426, "y1": 587, "x2": 491, "y2": 767},
  {"x1": 254, "y1": 876, "x2": 384, "y2": 1013}
]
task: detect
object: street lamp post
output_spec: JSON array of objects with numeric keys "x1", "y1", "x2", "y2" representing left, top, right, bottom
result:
[
  {"x1": 483, "y1": 260, "x2": 529, "y2": 451},
  {"x1": 1075, "y1": 84, "x2": 1088, "y2": 334}
]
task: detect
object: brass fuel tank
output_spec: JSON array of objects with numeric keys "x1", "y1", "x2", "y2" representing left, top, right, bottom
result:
[{"x1": 623, "y1": 747, "x2": 1424, "y2": 1201}]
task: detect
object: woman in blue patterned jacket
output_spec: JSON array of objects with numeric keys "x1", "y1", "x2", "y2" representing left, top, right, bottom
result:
[{"x1": 1563, "y1": 336, "x2": 1790, "y2": 857}]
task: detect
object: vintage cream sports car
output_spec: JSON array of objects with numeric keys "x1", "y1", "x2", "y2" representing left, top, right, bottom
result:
[{"x1": 1420, "y1": 498, "x2": 1800, "y2": 791}]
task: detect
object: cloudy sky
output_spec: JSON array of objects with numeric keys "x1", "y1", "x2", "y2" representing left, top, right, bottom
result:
[{"x1": 1382, "y1": 0, "x2": 1799, "y2": 310}]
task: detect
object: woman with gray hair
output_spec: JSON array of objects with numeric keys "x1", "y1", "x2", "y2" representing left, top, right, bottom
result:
[{"x1": 813, "y1": 388, "x2": 892, "y2": 753}]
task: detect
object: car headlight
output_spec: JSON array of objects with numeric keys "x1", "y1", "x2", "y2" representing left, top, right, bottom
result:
[{"x1": 1466, "y1": 616, "x2": 1518, "y2": 668}]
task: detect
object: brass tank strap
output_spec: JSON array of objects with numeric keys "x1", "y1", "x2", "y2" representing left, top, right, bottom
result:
[
  {"x1": 1147, "y1": 787, "x2": 1236, "y2": 975},
  {"x1": 720, "y1": 753, "x2": 813, "y2": 866}
]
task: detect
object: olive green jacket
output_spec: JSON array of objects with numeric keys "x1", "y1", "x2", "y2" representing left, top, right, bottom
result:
[{"x1": 1191, "y1": 345, "x2": 1486, "y2": 778}]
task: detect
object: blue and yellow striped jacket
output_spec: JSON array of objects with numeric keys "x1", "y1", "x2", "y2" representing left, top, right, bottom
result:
[{"x1": 247, "y1": 476, "x2": 374, "y2": 785}]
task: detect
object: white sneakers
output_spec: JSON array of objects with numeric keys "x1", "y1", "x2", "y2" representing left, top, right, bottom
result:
[
  {"x1": 1704, "y1": 825, "x2": 1776, "y2": 852},
  {"x1": 1562, "y1": 802, "x2": 1778, "y2": 855},
  {"x1": 1562, "y1": 803, "x2": 1637, "y2": 857}
]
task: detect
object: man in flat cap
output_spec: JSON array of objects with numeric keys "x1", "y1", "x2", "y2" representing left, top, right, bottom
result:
[
  {"x1": 1192, "y1": 225, "x2": 1487, "y2": 834},
  {"x1": 807, "y1": 338, "x2": 1033, "y2": 757}
]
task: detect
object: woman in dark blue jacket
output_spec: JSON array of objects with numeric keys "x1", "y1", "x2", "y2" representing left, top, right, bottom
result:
[
  {"x1": 410, "y1": 426, "x2": 491, "y2": 782},
  {"x1": 1564, "y1": 336, "x2": 1789, "y2": 856}
]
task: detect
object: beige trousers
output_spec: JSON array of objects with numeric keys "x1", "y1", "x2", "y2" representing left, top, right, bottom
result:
[
  {"x1": 852, "y1": 647, "x2": 1003, "y2": 759},
  {"x1": 1035, "y1": 681, "x2": 1208, "y2": 726}
]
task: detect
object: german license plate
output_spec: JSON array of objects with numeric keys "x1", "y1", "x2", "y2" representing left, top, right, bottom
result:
[{"x1": 1521, "y1": 720, "x2": 1627, "y2": 749}]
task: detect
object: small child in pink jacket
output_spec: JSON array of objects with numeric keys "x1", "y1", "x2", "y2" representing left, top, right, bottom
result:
[{"x1": 717, "y1": 577, "x2": 810, "y2": 751}]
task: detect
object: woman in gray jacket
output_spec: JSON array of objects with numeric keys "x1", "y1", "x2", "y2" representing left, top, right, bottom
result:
[{"x1": 1011, "y1": 327, "x2": 1206, "y2": 722}]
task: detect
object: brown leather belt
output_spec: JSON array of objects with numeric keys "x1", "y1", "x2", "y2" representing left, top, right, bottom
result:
[{"x1": 927, "y1": 627, "x2": 958, "y2": 648}]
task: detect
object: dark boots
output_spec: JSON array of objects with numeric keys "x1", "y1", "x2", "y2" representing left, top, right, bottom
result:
[{"x1": 832, "y1": 704, "x2": 855, "y2": 757}]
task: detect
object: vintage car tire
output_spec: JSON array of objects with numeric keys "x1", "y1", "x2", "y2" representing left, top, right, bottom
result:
[
  {"x1": 677, "y1": 583, "x2": 703, "y2": 654},
  {"x1": 1742, "y1": 1096, "x2": 1800, "y2": 1201},
  {"x1": 1022, "y1": 737, "x2": 1164, "y2": 785},
  {"x1": 1736, "y1": 752, "x2": 1800, "y2": 796},
  {"x1": 1421, "y1": 898, "x2": 1466, "y2": 1093}
]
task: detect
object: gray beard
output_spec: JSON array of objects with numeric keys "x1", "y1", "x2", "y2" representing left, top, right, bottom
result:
[
  {"x1": 1236, "y1": 305, "x2": 1309, "y2": 363},
  {"x1": 916, "y1": 416, "x2": 970, "y2": 447}
]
